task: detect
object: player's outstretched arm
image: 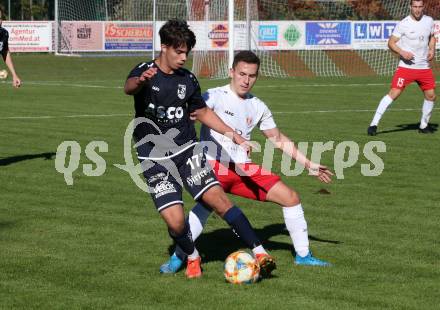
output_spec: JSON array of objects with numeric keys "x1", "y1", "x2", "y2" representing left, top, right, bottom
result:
[
  {"x1": 193, "y1": 107, "x2": 251, "y2": 150},
  {"x1": 2, "y1": 50, "x2": 21, "y2": 88},
  {"x1": 263, "y1": 128, "x2": 333, "y2": 183}
]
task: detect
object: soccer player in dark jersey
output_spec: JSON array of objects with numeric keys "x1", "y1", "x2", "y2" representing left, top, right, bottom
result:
[
  {"x1": 124, "y1": 19, "x2": 275, "y2": 278},
  {"x1": 0, "y1": 8, "x2": 21, "y2": 88}
]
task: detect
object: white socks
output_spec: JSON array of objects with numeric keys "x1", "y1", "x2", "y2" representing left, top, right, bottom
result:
[
  {"x1": 177, "y1": 203, "x2": 311, "y2": 259},
  {"x1": 187, "y1": 248, "x2": 200, "y2": 260},
  {"x1": 252, "y1": 245, "x2": 268, "y2": 256},
  {"x1": 420, "y1": 99, "x2": 434, "y2": 129},
  {"x1": 371, "y1": 95, "x2": 393, "y2": 126},
  {"x1": 188, "y1": 205, "x2": 212, "y2": 240},
  {"x1": 283, "y1": 204, "x2": 309, "y2": 257}
]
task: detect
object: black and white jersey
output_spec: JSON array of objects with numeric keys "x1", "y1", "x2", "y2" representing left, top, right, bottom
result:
[
  {"x1": 127, "y1": 61, "x2": 207, "y2": 158},
  {"x1": 0, "y1": 27, "x2": 9, "y2": 54}
]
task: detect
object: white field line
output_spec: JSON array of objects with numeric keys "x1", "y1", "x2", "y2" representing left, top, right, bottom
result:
[
  {"x1": 273, "y1": 107, "x2": 440, "y2": 114},
  {"x1": 0, "y1": 80, "x2": 392, "y2": 89},
  {"x1": 1, "y1": 108, "x2": 439, "y2": 120},
  {"x1": 0, "y1": 81, "x2": 124, "y2": 89},
  {"x1": 3, "y1": 80, "x2": 440, "y2": 89},
  {"x1": 0, "y1": 114, "x2": 131, "y2": 120},
  {"x1": 1, "y1": 80, "x2": 438, "y2": 120}
]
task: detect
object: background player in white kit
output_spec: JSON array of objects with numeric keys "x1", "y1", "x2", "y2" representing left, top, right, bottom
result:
[
  {"x1": 368, "y1": 0, "x2": 436, "y2": 135},
  {"x1": 160, "y1": 51, "x2": 334, "y2": 273}
]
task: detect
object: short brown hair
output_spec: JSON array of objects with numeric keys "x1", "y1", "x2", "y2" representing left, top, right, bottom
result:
[
  {"x1": 232, "y1": 51, "x2": 260, "y2": 71},
  {"x1": 410, "y1": 0, "x2": 424, "y2": 5}
]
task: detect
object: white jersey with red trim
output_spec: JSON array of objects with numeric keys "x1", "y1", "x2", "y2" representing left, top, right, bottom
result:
[
  {"x1": 393, "y1": 15, "x2": 434, "y2": 69},
  {"x1": 200, "y1": 84, "x2": 277, "y2": 163}
]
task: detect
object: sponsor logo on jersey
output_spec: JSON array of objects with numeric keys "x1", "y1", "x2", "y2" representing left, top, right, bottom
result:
[
  {"x1": 146, "y1": 103, "x2": 184, "y2": 121},
  {"x1": 246, "y1": 117, "x2": 253, "y2": 126},
  {"x1": 148, "y1": 172, "x2": 166, "y2": 183},
  {"x1": 186, "y1": 166, "x2": 211, "y2": 187},
  {"x1": 177, "y1": 84, "x2": 186, "y2": 99},
  {"x1": 152, "y1": 85, "x2": 160, "y2": 92},
  {"x1": 154, "y1": 180, "x2": 177, "y2": 198},
  {"x1": 225, "y1": 110, "x2": 234, "y2": 116}
]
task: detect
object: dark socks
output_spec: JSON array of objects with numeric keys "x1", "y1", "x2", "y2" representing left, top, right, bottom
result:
[
  {"x1": 223, "y1": 206, "x2": 261, "y2": 249},
  {"x1": 168, "y1": 221, "x2": 194, "y2": 260}
]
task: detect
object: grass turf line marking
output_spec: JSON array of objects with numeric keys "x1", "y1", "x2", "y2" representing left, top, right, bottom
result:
[
  {"x1": 3, "y1": 80, "x2": 440, "y2": 89},
  {"x1": 0, "y1": 114, "x2": 131, "y2": 120},
  {"x1": 1, "y1": 108, "x2": 439, "y2": 120}
]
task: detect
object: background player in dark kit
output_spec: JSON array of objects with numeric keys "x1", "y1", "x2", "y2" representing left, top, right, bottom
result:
[{"x1": 0, "y1": 8, "x2": 21, "y2": 88}]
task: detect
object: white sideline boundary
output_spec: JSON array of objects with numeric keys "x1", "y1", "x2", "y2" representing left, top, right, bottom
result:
[
  {"x1": 1, "y1": 80, "x2": 394, "y2": 89},
  {"x1": 1, "y1": 80, "x2": 439, "y2": 120},
  {"x1": 3, "y1": 80, "x2": 440, "y2": 89},
  {"x1": 0, "y1": 114, "x2": 131, "y2": 120},
  {"x1": 1, "y1": 108, "x2": 439, "y2": 120}
]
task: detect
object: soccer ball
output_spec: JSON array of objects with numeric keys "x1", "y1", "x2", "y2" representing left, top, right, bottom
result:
[
  {"x1": 224, "y1": 250, "x2": 260, "y2": 284},
  {"x1": 0, "y1": 69, "x2": 8, "y2": 80}
]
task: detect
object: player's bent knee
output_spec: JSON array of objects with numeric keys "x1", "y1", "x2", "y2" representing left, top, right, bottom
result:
[
  {"x1": 167, "y1": 222, "x2": 186, "y2": 236},
  {"x1": 267, "y1": 182, "x2": 301, "y2": 206},
  {"x1": 200, "y1": 186, "x2": 233, "y2": 217},
  {"x1": 388, "y1": 89, "x2": 401, "y2": 100},
  {"x1": 285, "y1": 190, "x2": 301, "y2": 206},
  {"x1": 425, "y1": 94, "x2": 436, "y2": 101}
]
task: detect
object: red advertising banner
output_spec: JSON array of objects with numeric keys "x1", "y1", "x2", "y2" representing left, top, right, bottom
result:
[{"x1": 104, "y1": 22, "x2": 153, "y2": 51}]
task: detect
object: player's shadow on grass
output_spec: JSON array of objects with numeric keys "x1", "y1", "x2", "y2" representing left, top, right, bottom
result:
[
  {"x1": 167, "y1": 223, "x2": 342, "y2": 263},
  {"x1": 0, "y1": 221, "x2": 16, "y2": 231},
  {"x1": 0, "y1": 152, "x2": 55, "y2": 166},
  {"x1": 378, "y1": 123, "x2": 438, "y2": 135}
]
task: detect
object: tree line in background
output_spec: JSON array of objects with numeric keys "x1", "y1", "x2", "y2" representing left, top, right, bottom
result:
[
  {"x1": 0, "y1": 0, "x2": 439, "y2": 21},
  {"x1": 0, "y1": 0, "x2": 54, "y2": 20},
  {"x1": 254, "y1": 0, "x2": 439, "y2": 20}
]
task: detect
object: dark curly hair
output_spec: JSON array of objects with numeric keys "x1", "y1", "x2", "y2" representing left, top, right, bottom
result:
[{"x1": 159, "y1": 19, "x2": 196, "y2": 51}]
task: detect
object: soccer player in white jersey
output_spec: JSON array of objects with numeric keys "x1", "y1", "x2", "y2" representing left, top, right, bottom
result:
[
  {"x1": 368, "y1": 0, "x2": 436, "y2": 135},
  {"x1": 160, "y1": 51, "x2": 334, "y2": 273}
]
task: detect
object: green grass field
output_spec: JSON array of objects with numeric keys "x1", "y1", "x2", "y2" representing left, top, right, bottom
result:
[{"x1": 1, "y1": 54, "x2": 439, "y2": 309}]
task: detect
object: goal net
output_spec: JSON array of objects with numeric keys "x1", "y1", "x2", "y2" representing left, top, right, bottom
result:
[
  {"x1": 55, "y1": 0, "x2": 440, "y2": 77},
  {"x1": 191, "y1": 0, "x2": 440, "y2": 78},
  {"x1": 54, "y1": 0, "x2": 187, "y2": 56}
]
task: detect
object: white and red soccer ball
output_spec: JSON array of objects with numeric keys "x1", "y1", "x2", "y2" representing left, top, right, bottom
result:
[{"x1": 224, "y1": 250, "x2": 260, "y2": 284}]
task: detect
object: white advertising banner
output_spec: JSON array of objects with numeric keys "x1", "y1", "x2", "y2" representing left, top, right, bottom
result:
[
  {"x1": 2, "y1": 21, "x2": 52, "y2": 52},
  {"x1": 2, "y1": 20, "x2": 439, "y2": 53},
  {"x1": 189, "y1": 21, "x2": 306, "y2": 51},
  {"x1": 351, "y1": 21, "x2": 398, "y2": 50},
  {"x1": 434, "y1": 21, "x2": 440, "y2": 43}
]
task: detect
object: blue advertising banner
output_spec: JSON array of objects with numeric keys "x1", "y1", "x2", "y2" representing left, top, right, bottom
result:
[
  {"x1": 352, "y1": 21, "x2": 397, "y2": 49},
  {"x1": 258, "y1": 25, "x2": 278, "y2": 46},
  {"x1": 354, "y1": 22, "x2": 397, "y2": 40},
  {"x1": 306, "y1": 22, "x2": 351, "y2": 47}
]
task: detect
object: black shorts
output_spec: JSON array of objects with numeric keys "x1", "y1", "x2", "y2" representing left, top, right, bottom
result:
[{"x1": 137, "y1": 144, "x2": 220, "y2": 212}]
